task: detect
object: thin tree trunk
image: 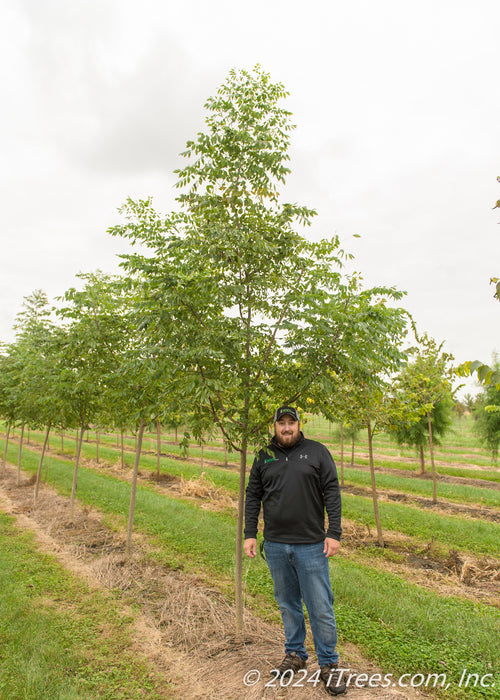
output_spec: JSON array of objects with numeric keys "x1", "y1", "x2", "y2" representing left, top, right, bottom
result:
[
  {"x1": 224, "y1": 442, "x2": 228, "y2": 466},
  {"x1": 61, "y1": 426, "x2": 64, "y2": 453},
  {"x1": 200, "y1": 437, "x2": 204, "y2": 478},
  {"x1": 156, "y1": 420, "x2": 161, "y2": 481},
  {"x1": 418, "y1": 444, "x2": 425, "y2": 474},
  {"x1": 121, "y1": 430, "x2": 125, "y2": 469},
  {"x1": 350, "y1": 434, "x2": 355, "y2": 467},
  {"x1": 70, "y1": 421, "x2": 85, "y2": 522},
  {"x1": 17, "y1": 423, "x2": 25, "y2": 486},
  {"x1": 96, "y1": 430, "x2": 100, "y2": 463},
  {"x1": 235, "y1": 439, "x2": 247, "y2": 632},
  {"x1": 340, "y1": 423, "x2": 345, "y2": 487},
  {"x1": 34, "y1": 423, "x2": 51, "y2": 504},
  {"x1": 427, "y1": 411, "x2": 438, "y2": 504},
  {"x1": 184, "y1": 417, "x2": 189, "y2": 458},
  {"x1": 367, "y1": 418, "x2": 384, "y2": 547},
  {"x1": 126, "y1": 418, "x2": 146, "y2": 557},
  {"x1": 2, "y1": 421, "x2": 11, "y2": 474}
]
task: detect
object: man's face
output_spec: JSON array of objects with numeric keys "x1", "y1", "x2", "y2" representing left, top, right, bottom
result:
[{"x1": 274, "y1": 415, "x2": 301, "y2": 448}]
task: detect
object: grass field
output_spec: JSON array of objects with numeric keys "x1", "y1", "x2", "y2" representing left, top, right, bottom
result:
[
  {"x1": 0, "y1": 510, "x2": 169, "y2": 699},
  {"x1": 0, "y1": 414, "x2": 499, "y2": 698}
]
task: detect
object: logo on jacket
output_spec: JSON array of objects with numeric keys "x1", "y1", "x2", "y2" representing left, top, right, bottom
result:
[{"x1": 299, "y1": 454, "x2": 308, "y2": 459}]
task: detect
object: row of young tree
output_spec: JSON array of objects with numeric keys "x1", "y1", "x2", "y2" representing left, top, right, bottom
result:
[{"x1": 0, "y1": 67, "x2": 458, "y2": 628}]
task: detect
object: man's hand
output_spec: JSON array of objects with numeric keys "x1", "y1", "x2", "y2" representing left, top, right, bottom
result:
[
  {"x1": 323, "y1": 537, "x2": 340, "y2": 557},
  {"x1": 244, "y1": 538, "x2": 258, "y2": 558}
]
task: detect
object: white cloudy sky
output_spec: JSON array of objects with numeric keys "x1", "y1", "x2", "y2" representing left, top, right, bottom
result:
[{"x1": 1, "y1": 0, "x2": 499, "y2": 396}]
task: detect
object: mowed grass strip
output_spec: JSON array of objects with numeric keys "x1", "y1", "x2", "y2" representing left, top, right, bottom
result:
[
  {"x1": 340, "y1": 467, "x2": 500, "y2": 509},
  {"x1": 0, "y1": 511, "x2": 168, "y2": 700},
  {"x1": 2, "y1": 441, "x2": 500, "y2": 698},
  {"x1": 5, "y1": 437, "x2": 500, "y2": 558},
  {"x1": 335, "y1": 455, "x2": 500, "y2": 483},
  {"x1": 18, "y1": 425, "x2": 500, "y2": 482},
  {"x1": 341, "y1": 493, "x2": 500, "y2": 556},
  {"x1": 331, "y1": 559, "x2": 500, "y2": 699}
]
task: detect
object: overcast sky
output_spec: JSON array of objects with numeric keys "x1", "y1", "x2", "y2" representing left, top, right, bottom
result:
[{"x1": 1, "y1": 0, "x2": 499, "y2": 397}]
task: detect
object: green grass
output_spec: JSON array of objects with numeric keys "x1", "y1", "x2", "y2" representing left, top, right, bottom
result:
[
  {"x1": 3, "y1": 437, "x2": 500, "y2": 698},
  {"x1": 0, "y1": 511, "x2": 168, "y2": 700},
  {"x1": 331, "y1": 558, "x2": 500, "y2": 698},
  {"x1": 6, "y1": 436, "x2": 500, "y2": 558},
  {"x1": 341, "y1": 467, "x2": 500, "y2": 509},
  {"x1": 341, "y1": 493, "x2": 500, "y2": 556},
  {"x1": 20, "y1": 427, "x2": 500, "y2": 511},
  {"x1": 341, "y1": 455, "x2": 500, "y2": 483}
]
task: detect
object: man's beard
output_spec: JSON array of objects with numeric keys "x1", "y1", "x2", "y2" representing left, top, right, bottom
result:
[{"x1": 275, "y1": 431, "x2": 301, "y2": 448}]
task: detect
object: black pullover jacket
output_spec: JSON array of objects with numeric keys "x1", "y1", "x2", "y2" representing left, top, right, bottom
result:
[{"x1": 244, "y1": 432, "x2": 342, "y2": 544}]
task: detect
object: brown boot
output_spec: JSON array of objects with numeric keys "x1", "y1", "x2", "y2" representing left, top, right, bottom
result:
[
  {"x1": 320, "y1": 663, "x2": 347, "y2": 695},
  {"x1": 273, "y1": 652, "x2": 307, "y2": 677}
]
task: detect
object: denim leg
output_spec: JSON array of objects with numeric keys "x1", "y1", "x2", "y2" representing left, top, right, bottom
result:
[
  {"x1": 264, "y1": 541, "x2": 308, "y2": 660},
  {"x1": 293, "y1": 542, "x2": 338, "y2": 667}
]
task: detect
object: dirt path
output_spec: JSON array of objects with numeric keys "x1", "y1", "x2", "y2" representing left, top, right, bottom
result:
[{"x1": 0, "y1": 463, "x2": 432, "y2": 700}]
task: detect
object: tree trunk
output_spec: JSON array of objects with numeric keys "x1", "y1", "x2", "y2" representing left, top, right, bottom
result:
[
  {"x1": 350, "y1": 434, "x2": 355, "y2": 467},
  {"x1": 200, "y1": 437, "x2": 204, "y2": 478},
  {"x1": 235, "y1": 439, "x2": 247, "y2": 632},
  {"x1": 367, "y1": 418, "x2": 384, "y2": 547},
  {"x1": 156, "y1": 420, "x2": 161, "y2": 480},
  {"x1": 34, "y1": 424, "x2": 51, "y2": 504},
  {"x1": 17, "y1": 423, "x2": 25, "y2": 486},
  {"x1": 340, "y1": 423, "x2": 345, "y2": 487},
  {"x1": 96, "y1": 430, "x2": 100, "y2": 463},
  {"x1": 126, "y1": 418, "x2": 146, "y2": 557},
  {"x1": 121, "y1": 430, "x2": 125, "y2": 469},
  {"x1": 2, "y1": 421, "x2": 11, "y2": 474},
  {"x1": 61, "y1": 426, "x2": 64, "y2": 453},
  {"x1": 70, "y1": 421, "x2": 85, "y2": 522},
  {"x1": 427, "y1": 411, "x2": 438, "y2": 504},
  {"x1": 224, "y1": 442, "x2": 228, "y2": 466},
  {"x1": 418, "y1": 444, "x2": 425, "y2": 474}
]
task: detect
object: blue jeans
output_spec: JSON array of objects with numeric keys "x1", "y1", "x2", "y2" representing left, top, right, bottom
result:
[{"x1": 264, "y1": 540, "x2": 339, "y2": 667}]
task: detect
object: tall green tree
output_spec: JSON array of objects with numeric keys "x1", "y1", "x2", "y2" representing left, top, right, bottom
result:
[
  {"x1": 110, "y1": 67, "x2": 410, "y2": 627},
  {"x1": 57, "y1": 273, "x2": 128, "y2": 520},
  {"x1": 392, "y1": 336, "x2": 455, "y2": 502},
  {"x1": 1, "y1": 291, "x2": 61, "y2": 486},
  {"x1": 392, "y1": 395, "x2": 453, "y2": 474}
]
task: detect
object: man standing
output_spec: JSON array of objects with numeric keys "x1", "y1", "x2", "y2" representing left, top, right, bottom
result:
[{"x1": 244, "y1": 406, "x2": 346, "y2": 696}]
